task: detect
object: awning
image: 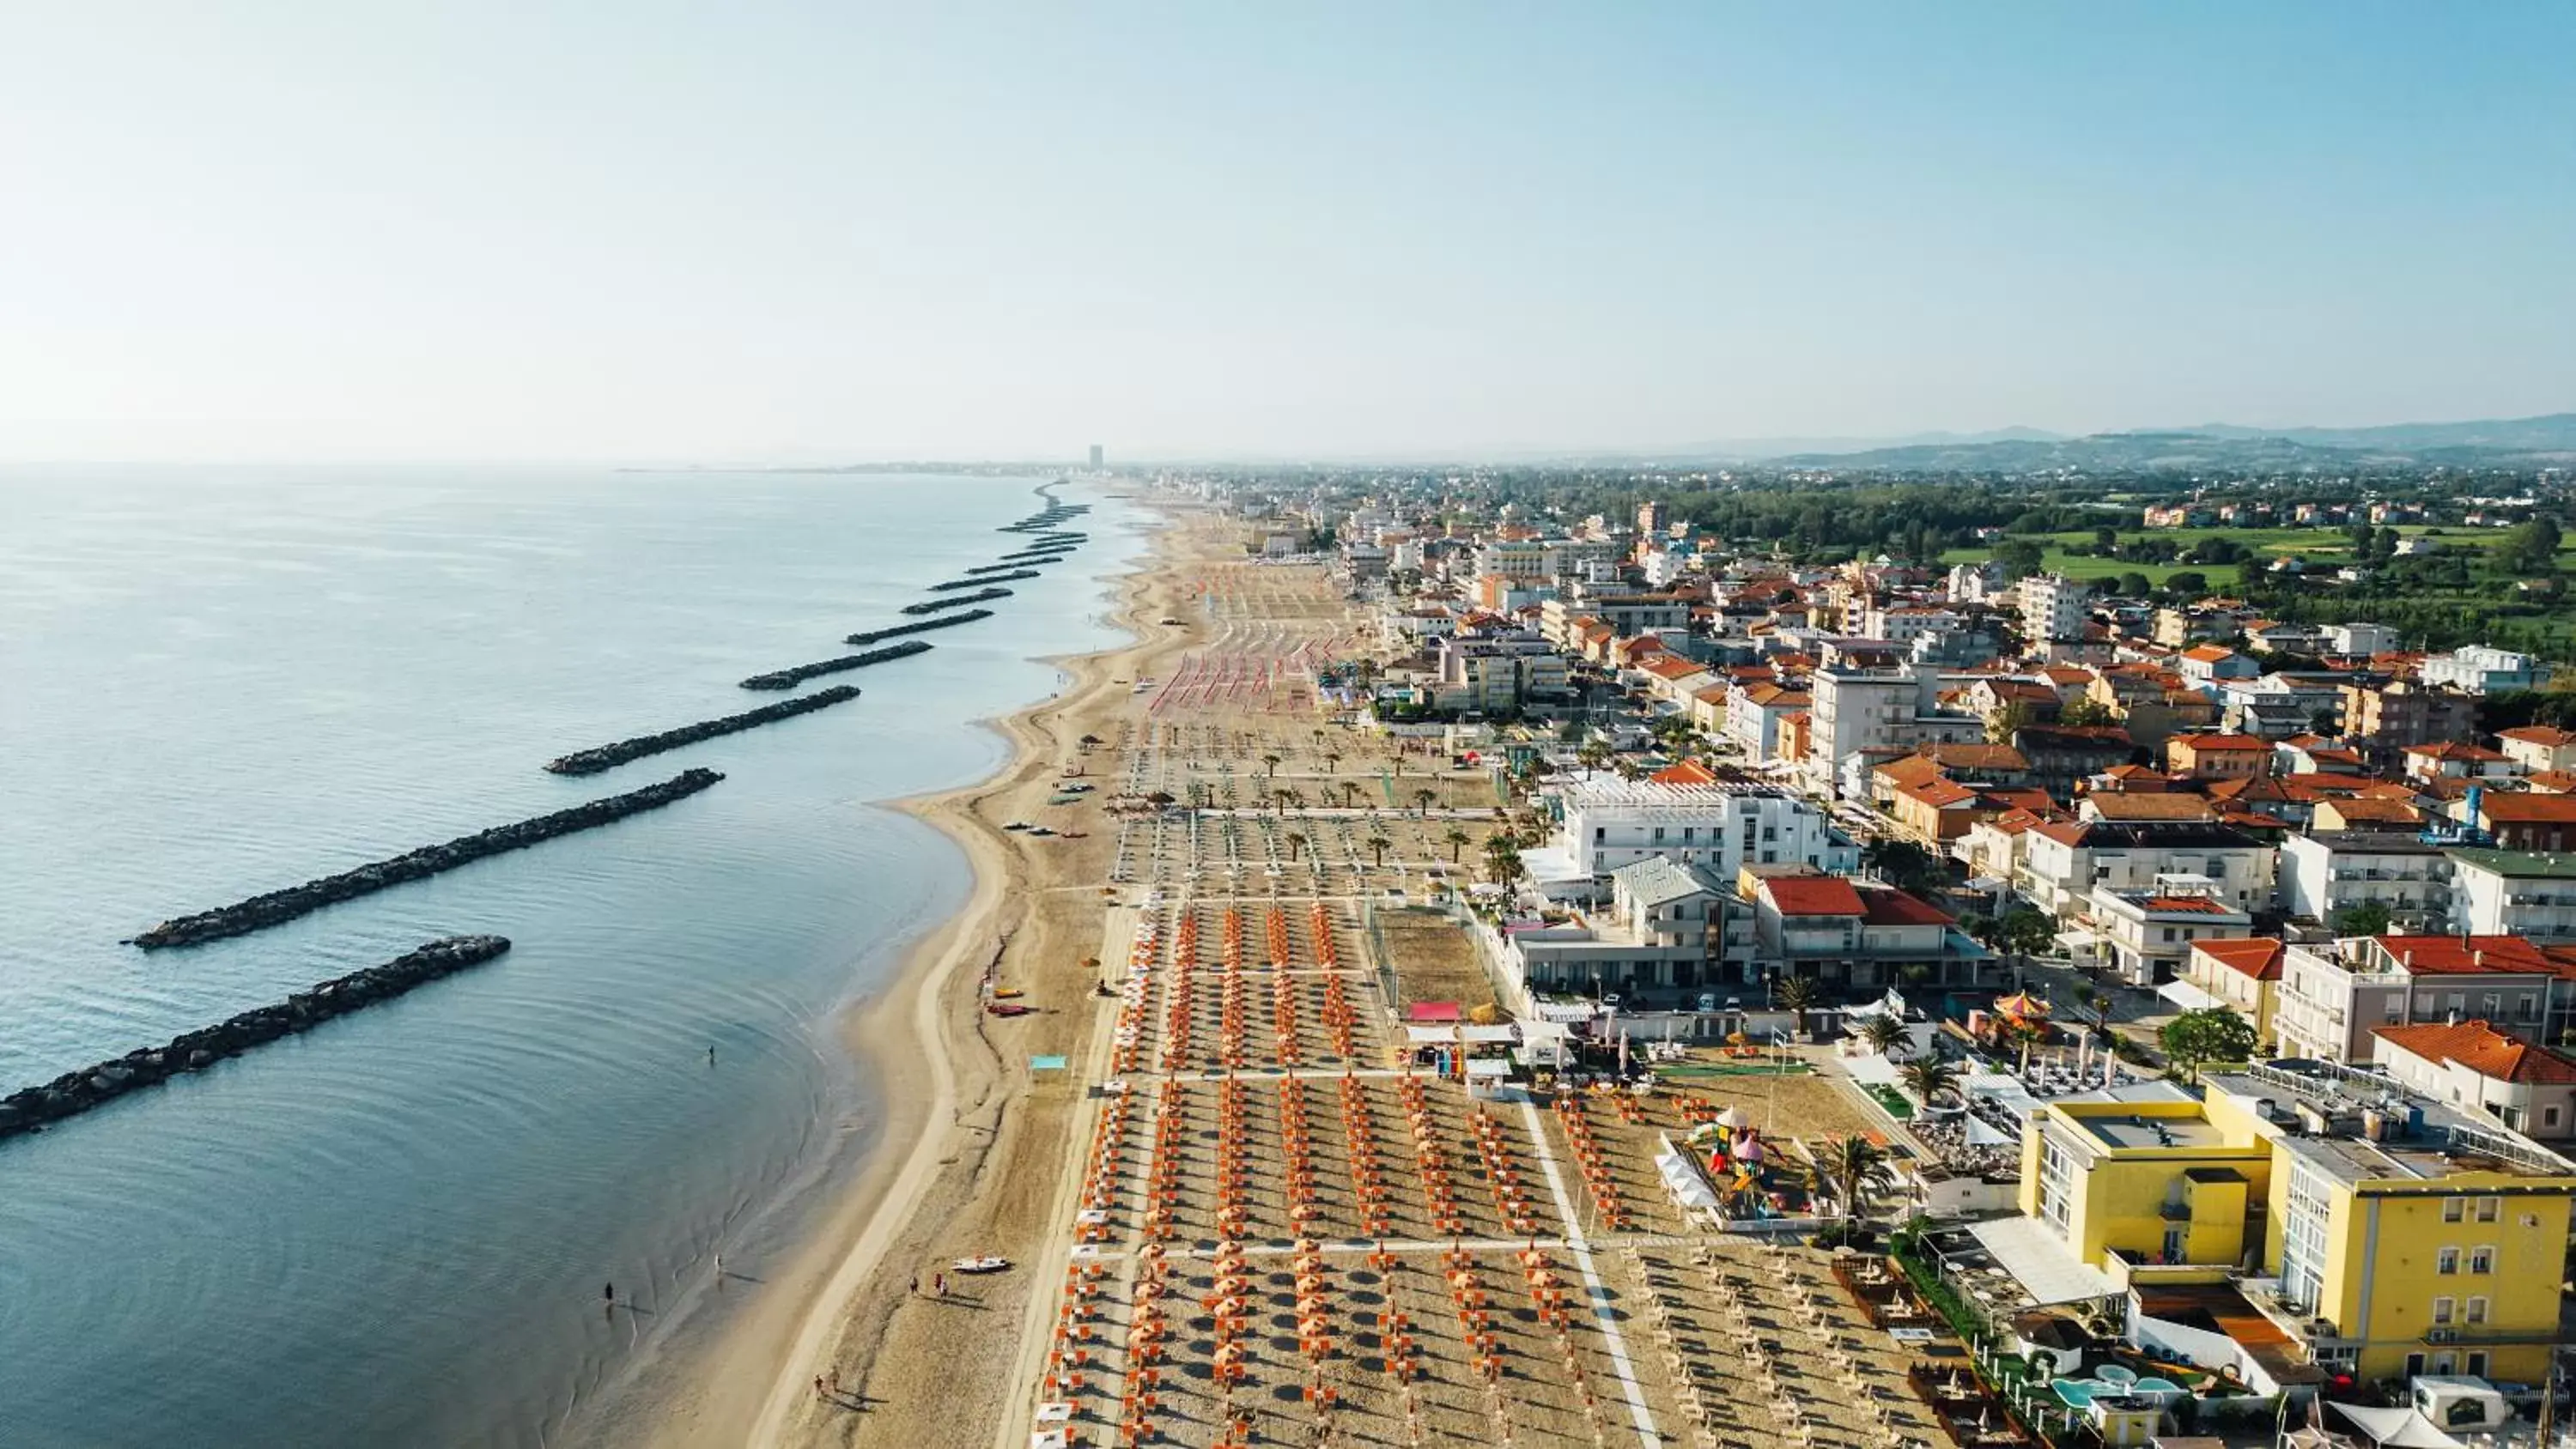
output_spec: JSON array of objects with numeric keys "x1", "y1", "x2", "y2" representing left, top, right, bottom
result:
[
  {"x1": 2053, "y1": 928, "x2": 2101, "y2": 951},
  {"x1": 2156, "y1": 978, "x2": 2224, "y2": 1012},
  {"x1": 2329, "y1": 1403, "x2": 2473, "y2": 1448},
  {"x1": 1967, "y1": 1216, "x2": 2117, "y2": 1307}
]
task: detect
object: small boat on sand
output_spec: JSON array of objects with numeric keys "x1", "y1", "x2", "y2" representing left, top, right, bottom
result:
[
  {"x1": 951, "y1": 1256, "x2": 1010, "y2": 1274},
  {"x1": 987, "y1": 1002, "x2": 1034, "y2": 1018}
]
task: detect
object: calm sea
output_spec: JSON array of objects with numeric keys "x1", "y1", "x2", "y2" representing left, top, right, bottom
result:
[{"x1": 0, "y1": 466, "x2": 1139, "y2": 1448}]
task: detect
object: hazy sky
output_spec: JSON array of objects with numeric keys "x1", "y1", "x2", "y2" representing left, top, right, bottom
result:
[{"x1": 3, "y1": 3, "x2": 2571, "y2": 464}]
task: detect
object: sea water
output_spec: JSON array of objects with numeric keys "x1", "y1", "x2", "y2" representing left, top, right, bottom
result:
[{"x1": 0, "y1": 466, "x2": 1139, "y2": 1447}]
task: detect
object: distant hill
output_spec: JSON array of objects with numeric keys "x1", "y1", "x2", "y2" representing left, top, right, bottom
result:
[{"x1": 1755, "y1": 412, "x2": 2576, "y2": 471}]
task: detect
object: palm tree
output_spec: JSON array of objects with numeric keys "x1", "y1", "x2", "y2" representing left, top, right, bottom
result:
[
  {"x1": 1899, "y1": 1056, "x2": 1963, "y2": 1109},
  {"x1": 1339, "y1": 781, "x2": 1361, "y2": 809},
  {"x1": 1482, "y1": 835, "x2": 1524, "y2": 888},
  {"x1": 1261, "y1": 752, "x2": 1283, "y2": 779},
  {"x1": 1772, "y1": 975, "x2": 1820, "y2": 1037},
  {"x1": 1365, "y1": 834, "x2": 1392, "y2": 866},
  {"x1": 1613, "y1": 758, "x2": 1647, "y2": 783},
  {"x1": 1858, "y1": 1014, "x2": 1908, "y2": 1057},
  {"x1": 1285, "y1": 831, "x2": 1308, "y2": 862},
  {"x1": 1413, "y1": 787, "x2": 1437, "y2": 817},
  {"x1": 1272, "y1": 789, "x2": 1293, "y2": 818},
  {"x1": 1813, "y1": 1133, "x2": 1893, "y2": 1229},
  {"x1": 1444, "y1": 828, "x2": 1470, "y2": 862},
  {"x1": 1325, "y1": 750, "x2": 1343, "y2": 775}
]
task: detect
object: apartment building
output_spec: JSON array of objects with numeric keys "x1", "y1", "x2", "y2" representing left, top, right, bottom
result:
[
  {"x1": 2017, "y1": 1070, "x2": 2576, "y2": 1386},
  {"x1": 2277, "y1": 832, "x2": 2452, "y2": 931},
  {"x1": 2087, "y1": 875, "x2": 2257, "y2": 986},
  {"x1": 2445, "y1": 849, "x2": 2576, "y2": 940},
  {"x1": 2016, "y1": 573, "x2": 2092, "y2": 646},
  {"x1": 2372, "y1": 1020, "x2": 2576, "y2": 1141},
  {"x1": 1804, "y1": 660, "x2": 1984, "y2": 797},
  {"x1": 2422, "y1": 646, "x2": 2546, "y2": 695},
  {"x1": 1540, "y1": 778, "x2": 1857, "y2": 894},
  {"x1": 2270, "y1": 935, "x2": 2556, "y2": 1064},
  {"x1": 2017, "y1": 822, "x2": 2275, "y2": 920}
]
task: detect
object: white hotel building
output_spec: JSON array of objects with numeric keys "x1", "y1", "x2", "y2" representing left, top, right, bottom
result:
[{"x1": 1523, "y1": 778, "x2": 1859, "y2": 900}]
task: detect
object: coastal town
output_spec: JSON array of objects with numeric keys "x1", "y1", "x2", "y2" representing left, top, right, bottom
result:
[{"x1": 799, "y1": 469, "x2": 2576, "y2": 1449}]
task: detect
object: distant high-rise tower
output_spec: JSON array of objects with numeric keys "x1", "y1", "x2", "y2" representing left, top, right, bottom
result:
[
  {"x1": 1636, "y1": 500, "x2": 1668, "y2": 536},
  {"x1": 1088, "y1": 444, "x2": 1104, "y2": 470}
]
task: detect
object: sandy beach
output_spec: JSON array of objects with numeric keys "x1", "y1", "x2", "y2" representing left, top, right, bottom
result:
[{"x1": 639, "y1": 496, "x2": 1203, "y2": 1448}]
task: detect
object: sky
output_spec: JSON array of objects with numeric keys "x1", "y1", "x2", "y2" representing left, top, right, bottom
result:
[{"x1": 2, "y1": 3, "x2": 2571, "y2": 464}]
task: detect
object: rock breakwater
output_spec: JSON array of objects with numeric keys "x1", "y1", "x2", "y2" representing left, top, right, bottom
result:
[
  {"x1": 998, "y1": 548, "x2": 1073, "y2": 565},
  {"x1": 928, "y1": 569, "x2": 1039, "y2": 591},
  {"x1": 129, "y1": 770, "x2": 725, "y2": 949},
  {"x1": 0, "y1": 936, "x2": 513, "y2": 1142},
  {"x1": 901, "y1": 587, "x2": 1012, "y2": 615},
  {"x1": 738, "y1": 639, "x2": 934, "y2": 691},
  {"x1": 544, "y1": 687, "x2": 860, "y2": 774},
  {"x1": 842, "y1": 609, "x2": 993, "y2": 646}
]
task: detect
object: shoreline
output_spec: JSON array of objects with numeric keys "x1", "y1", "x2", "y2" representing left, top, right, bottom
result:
[{"x1": 629, "y1": 497, "x2": 1185, "y2": 1448}]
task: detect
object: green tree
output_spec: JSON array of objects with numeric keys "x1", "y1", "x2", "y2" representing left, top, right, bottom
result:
[
  {"x1": 2058, "y1": 696, "x2": 2119, "y2": 729},
  {"x1": 2165, "y1": 569, "x2": 2210, "y2": 599},
  {"x1": 2116, "y1": 571, "x2": 2155, "y2": 600},
  {"x1": 1998, "y1": 907, "x2": 2058, "y2": 959},
  {"x1": 2159, "y1": 1008, "x2": 2259, "y2": 1083},
  {"x1": 1365, "y1": 834, "x2": 1393, "y2": 865},
  {"x1": 1481, "y1": 835, "x2": 1524, "y2": 888},
  {"x1": 1899, "y1": 1056, "x2": 1963, "y2": 1108},
  {"x1": 2333, "y1": 900, "x2": 2393, "y2": 938},
  {"x1": 1772, "y1": 975, "x2": 1820, "y2": 1034},
  {"x1": 1862, "y1": 838, "x2": 1944, "y2": 894},
  {"x1": 1812, "y1": 1133, "x2": 1893, "y2": 1228},
  {"x1": 1261, "y1": 752, "x2": 1283, "y2": 779},
  {"x1": 1987, "y1": 700, "x2": 2039, "y2": 745},
  {"x1": 1444, "y1": 827, "x2": 1470, "y2": 862},
  {"x1": 1285, "y1": 831, "x2": 1308, "y2": 862},
  {"x1": 2504, "y1": 515, "x2": 2566, "y2": 574},
  {"x1": 1996, "y1": 539, "x2": 2047, "y2": 580},
  {"x1": 1858, "y1": 1013, "x2": 1908, "y2": 1056}
]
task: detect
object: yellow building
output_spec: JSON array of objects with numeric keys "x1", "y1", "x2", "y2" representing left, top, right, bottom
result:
[
  {"x1": 2019, "y1": 1098, "x2": 2274, "y2": 1273},
  {"x1": 2013, "y1": 1067, "x2": 2576, "y2": 1385}
]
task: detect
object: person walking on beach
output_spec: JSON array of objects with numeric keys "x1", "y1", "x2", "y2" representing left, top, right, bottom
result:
[
  {"x1": 933, "y1": 1271, "x2": 945, "y2": 1297},
  {"x1": 827, "y1": 1368, "x2": 841, "y2": 1397},
  {"x1": 908, "y1": 1274, "x2": 918, "y2": 1295},
  {"x1": 813, "y1": 1375, "x2": 826, "y2": 1401}
]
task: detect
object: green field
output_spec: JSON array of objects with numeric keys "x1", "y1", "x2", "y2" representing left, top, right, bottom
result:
[{"x1": 1939, "y1": 523, "x2": 2537, "y2": 585}]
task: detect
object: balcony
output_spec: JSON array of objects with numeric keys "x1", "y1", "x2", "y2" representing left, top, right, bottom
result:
[{"x1": 2158, "y1": 1200, "x2": 2191, "y2": 1222}]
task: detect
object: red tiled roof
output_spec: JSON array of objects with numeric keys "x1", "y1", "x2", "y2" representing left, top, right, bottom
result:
[
  {"x1": 1898, "y1": 778, "x2": 1981, "y2": 809},
  {"x1": 2500, "y1": 726, "x2": 2576, "y2": 748},
  {"x1": 2192, "y1": 937, "x2": 2284, "y2": 981},
  {"x1": 2478, "y1": 793, "x2": 2576, "y2": 824},
  {"x1": 2368, "y1": 935, "x2": 2555, "y2": 976},
  {"x1": 2137, "y1": 896, "x2": 2237, "y2": 914},
  {"x1": 2181, "y1": 645, "x2": 2236, "y2": 663},
  {"x1": 2405, "y1": 741, "x2": 2509, "y2": 761},
  {"x1": 2172, "y1": 733, "x2": 2269, "y2": 753},
  {"x1": 2087, "y1": 793, "x2": 2219, "y2": 822},
  {"x1": 2318, "y1": 797, "x2": 2421, "y2": 825},
  {"x1": 2371, "y1": 1020, "x2": 2576, "y2": 1085},
  {"x1": 1650, "y1": 760, "x2": 1718, "y2": 786},
  {"x1": 1857, "y1": 886, "x2": 1953, "y2": 928},
  {"x1": 1763, "y1": 876, "x2": 1866, "y2": 917}
]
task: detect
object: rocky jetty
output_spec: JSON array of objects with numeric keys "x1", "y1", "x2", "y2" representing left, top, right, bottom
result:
[
  {"x1": 130, "y1": 770, "x2": 724, "y2": 949},
  {"x1": 738, "y1": 639, "x2": 933, "y2": 691},
  {"x1": 928, "y1": 569, "x2": 1039, "y2": 591},
  {"x1": 544, "y1": 687, "x2": 860, "y2": 774},
  {"x1": 843, "y1": 609, "x2": 993, "y2": 646},
  {"x1": 1030, "y1": 532, "x2": 1088, "y2": 545},
  {"x1": 999, "y1": 500, "x2": 1091, "y2": 533},
  {"x1": 901, "y1": 587, "x2": 1012, "y2": 615},
  {"x1": 0, "y1": 936, "x2": 513, "y2": 1143},
  {"x1": 998, "y1": 548, "x2": 1073, "y2": 565},
  {"x1": 963, "y1": 560, "x2": 1050, "y2": 576}
]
